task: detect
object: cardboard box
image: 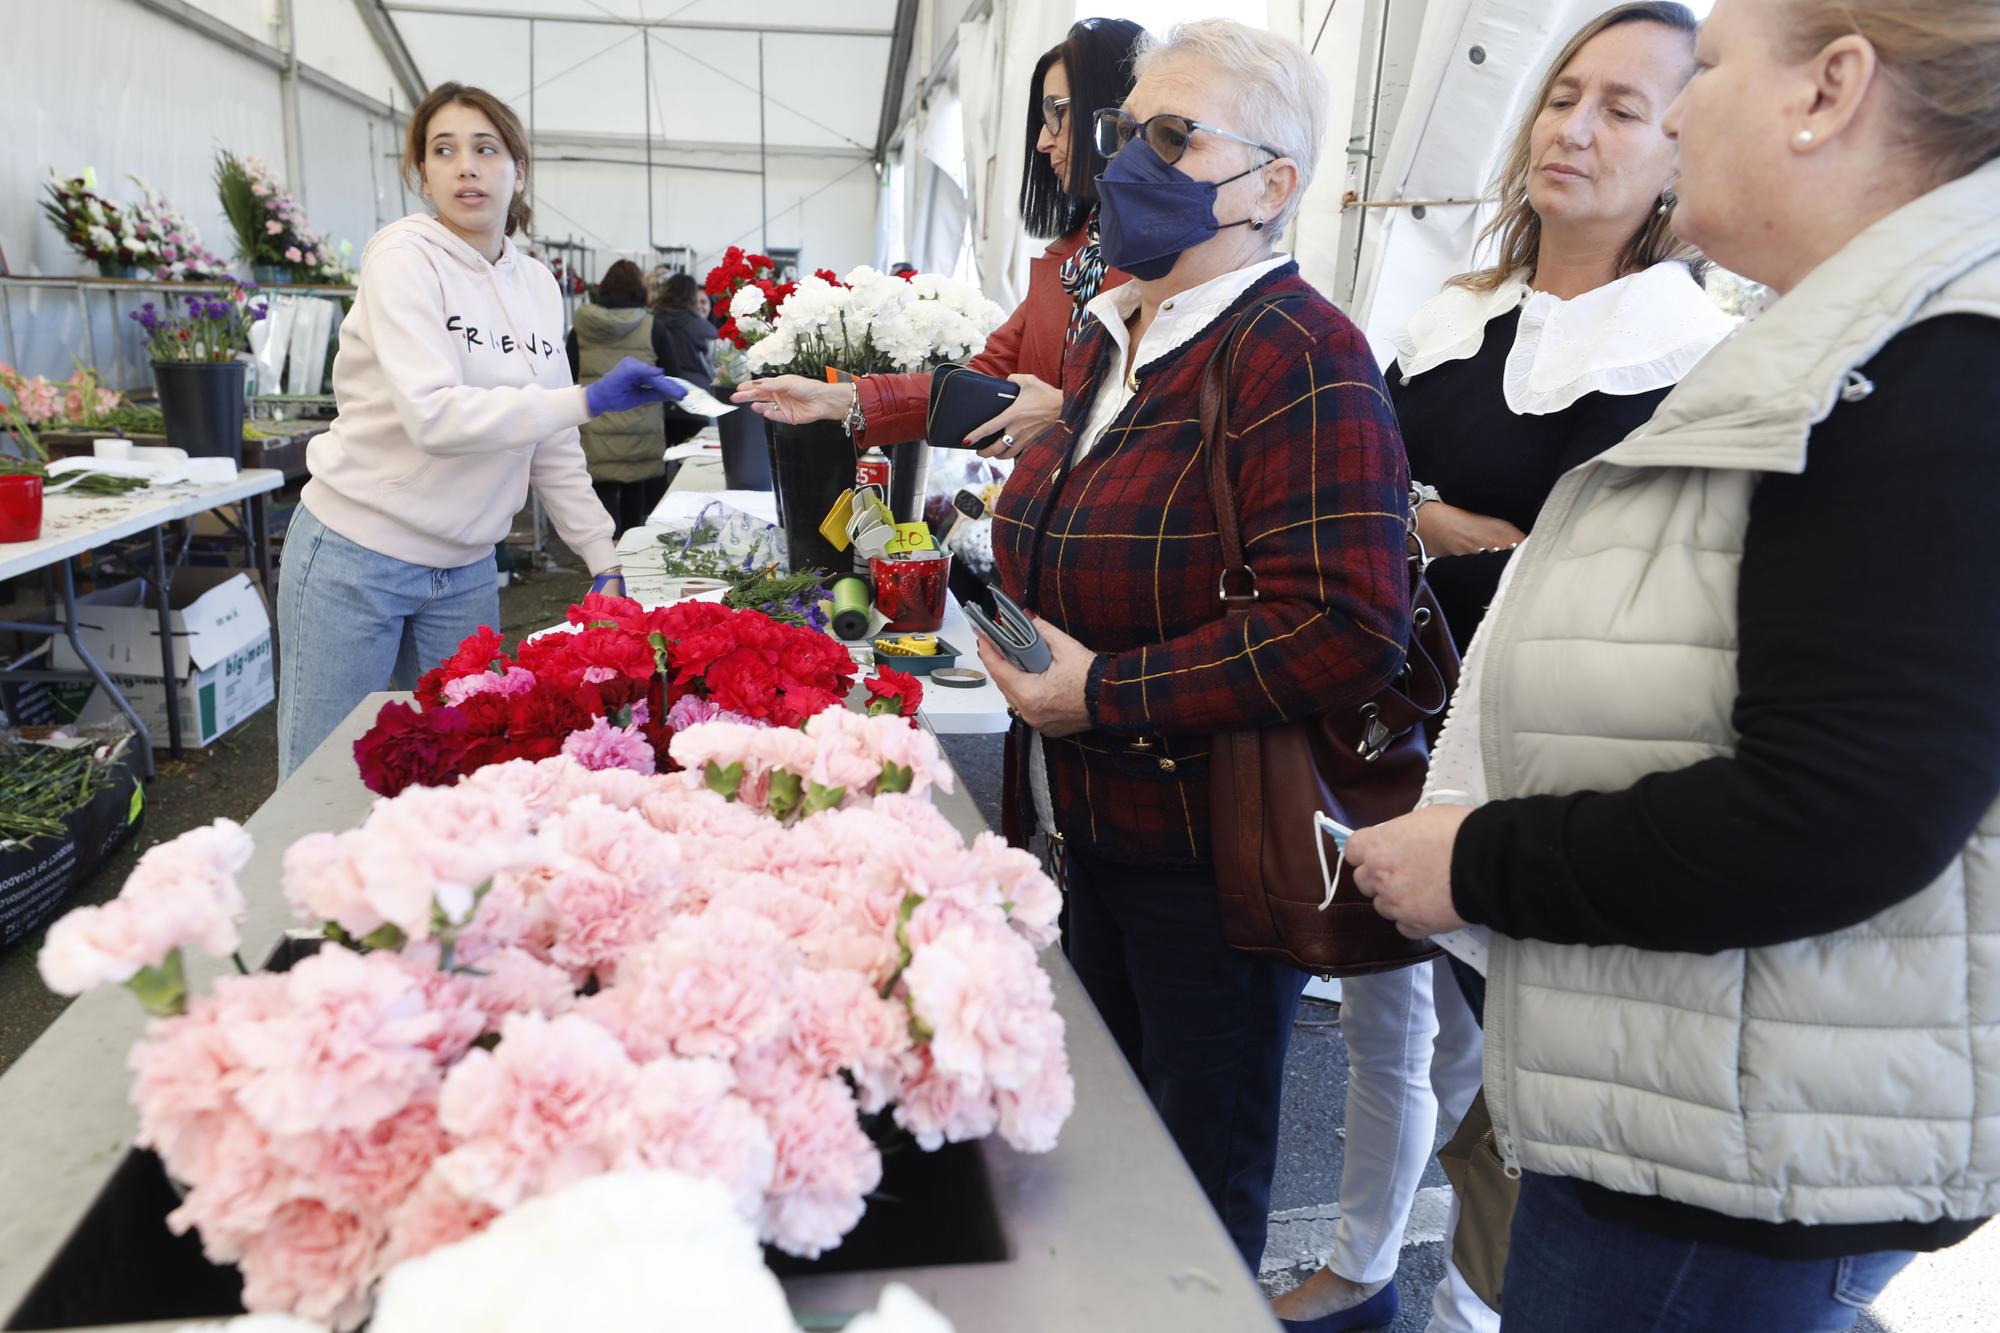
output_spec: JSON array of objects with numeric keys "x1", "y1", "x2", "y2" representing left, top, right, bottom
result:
[{"x1": 50, "y1": 570, "x2": 275, "y2": 748}]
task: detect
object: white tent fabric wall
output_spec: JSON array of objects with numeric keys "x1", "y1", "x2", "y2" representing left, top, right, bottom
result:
[{"x1": 1341, "y1": 0, "x2": 1629, "y2": 356}]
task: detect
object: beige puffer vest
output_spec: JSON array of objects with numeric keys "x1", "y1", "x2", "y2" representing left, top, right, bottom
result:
[
  {"x1": 1479, "y1": 159, "x2": 2000, "y2": 1227},
  {"x1": 573, "y1": 303, "x2": 665, "y2": 483}
]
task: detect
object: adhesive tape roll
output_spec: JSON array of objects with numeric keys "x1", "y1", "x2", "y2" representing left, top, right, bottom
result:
[{"x1": 829, "y1": 577, "x2": 872, "y2": 642}]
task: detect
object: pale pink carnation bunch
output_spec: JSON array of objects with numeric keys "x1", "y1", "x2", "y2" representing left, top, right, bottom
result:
[{"x1": 64, "y1": 716, "x2": 1069, "y2": 1326}]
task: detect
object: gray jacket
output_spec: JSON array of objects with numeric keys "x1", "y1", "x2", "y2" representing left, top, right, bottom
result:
[{"x1": 1475, "y1": 158, "x2": 2000, "y2": 1227}]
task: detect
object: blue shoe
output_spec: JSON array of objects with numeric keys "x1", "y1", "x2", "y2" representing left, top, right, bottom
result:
[{"x1": 1278, "y1": 1280, "x2": 1400, "y2": 1332}]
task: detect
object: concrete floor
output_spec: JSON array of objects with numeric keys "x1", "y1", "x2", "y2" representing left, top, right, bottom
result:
[{"x1": 0, "y1": 548, "x2": 1986, "y2": 1332}]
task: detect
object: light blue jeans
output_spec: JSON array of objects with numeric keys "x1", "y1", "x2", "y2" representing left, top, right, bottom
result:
[{"x1": 276, "y1": 502, "x2": 499, "y2": 781}]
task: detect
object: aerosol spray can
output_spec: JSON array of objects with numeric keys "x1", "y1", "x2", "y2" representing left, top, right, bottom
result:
[
  {"x1": 853, "y1": 446, "x2": 895, "y2": 578},
  {"x1": 855, "y1": 445, "x2": 892, "y2": 500}
]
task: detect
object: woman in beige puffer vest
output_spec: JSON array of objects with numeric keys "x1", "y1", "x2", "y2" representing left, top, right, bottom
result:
[{"x1": 1347, "y1": 1, "x2": 2000, "y2": 1328}]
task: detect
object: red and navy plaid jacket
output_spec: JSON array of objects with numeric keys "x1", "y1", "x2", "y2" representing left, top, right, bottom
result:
[{"x1": 993, "y1": 264, "x2": 1412, "y2": 868}]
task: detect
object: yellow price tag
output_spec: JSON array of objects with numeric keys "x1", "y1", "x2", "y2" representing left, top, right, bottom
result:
[
  {"x1": 818, "y1": 490, "x2": 857, "y2": 552},
  {"x1": 883, "y1": 522, "x2": 936, "y2": 555}
]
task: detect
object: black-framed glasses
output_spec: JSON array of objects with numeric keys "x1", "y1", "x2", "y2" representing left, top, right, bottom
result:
[
  {"x1": 1091, "y1": 107, "x2": 1285, "y2": 167},
  {"x1": 1040, "y1": 95, "x2": 1072, "y2": 133}
]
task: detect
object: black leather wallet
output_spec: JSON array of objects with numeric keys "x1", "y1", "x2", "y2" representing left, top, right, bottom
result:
[{"x1": 927, "y1": 364, "x2": 1021, "y2": 449}]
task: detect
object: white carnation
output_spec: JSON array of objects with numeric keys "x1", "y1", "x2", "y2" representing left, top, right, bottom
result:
[
  {"x1": 729, "y1": 285, "x2": 770, "y2": 319},
  {"x1": 371, "y1": 1171, "x2": 798, "y2": 1333},
  {"x1": 844, "y1": 1283, "x2": 957, "y2": 1333}
]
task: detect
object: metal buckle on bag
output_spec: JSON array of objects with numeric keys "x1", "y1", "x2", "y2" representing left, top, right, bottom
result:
[
  {"x1": 1313, "y1": 811, "x2": 1355, "y2": 912},
  {"x1": 1218, "y1": 566, "x2": 1258, "y2": 602},
  {"x1": 1356, "y1": 702, "x2": 1392, "y2": 762}
]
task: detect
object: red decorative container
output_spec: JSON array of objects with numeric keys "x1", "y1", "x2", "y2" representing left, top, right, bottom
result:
[
  {"x1": 870, "y1": 553, "x2": 951, "y2": 633},
  {"x1": 0, "y1": 474, "x2": 43, "y2": 543}
]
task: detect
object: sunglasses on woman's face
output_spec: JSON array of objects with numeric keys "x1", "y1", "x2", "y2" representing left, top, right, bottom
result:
[
  {"x1": 1091, "y1": 108, "x2": 1284, "y2": 168},
  {"x1": 1040, "y1": 96, "x2": 1072, "y2": 133}
]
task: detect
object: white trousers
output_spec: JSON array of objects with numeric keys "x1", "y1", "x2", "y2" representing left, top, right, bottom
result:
[{"x1": 1332, "y1": 957, "x2": 1497, "y2": 1333}]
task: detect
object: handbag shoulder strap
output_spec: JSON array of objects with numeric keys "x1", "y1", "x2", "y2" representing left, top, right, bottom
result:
[{"x1": 1199, "y1": 293, "x2": 1311, "y2": 609}]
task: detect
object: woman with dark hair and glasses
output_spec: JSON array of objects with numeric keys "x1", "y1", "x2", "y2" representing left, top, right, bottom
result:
[
  {"x1": 981, "y1": 19, "x2": 1414, "y2": 1275},
  {"x1": 730, "y1": 17, "x2": 1145, "y2": 459}
]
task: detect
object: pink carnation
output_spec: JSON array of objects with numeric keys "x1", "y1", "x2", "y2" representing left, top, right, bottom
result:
[
  {"x1": 266, "y1": 219, "x2": 284, "y2": 235},
  {"x1": 284, "y1": 246, "x2": 303, "y2": 263},
  {"x1": 39, "y1": 819, "x2": 252, "y2": 996},
  {"x1": 628, "y1": 1056, "x2": 776, "y2": 1217},
  {"x1": 433, "y1": 1012, "x2": 639, "y2": 1212},
  {"x1": 890, "y1": 1049, "x2": 1000, "y2": 1151},
  {"x1": 664, "y1": 694, "x2": 764, "y2": 731},
  {"x1": 995, "y1": 1042, "x2": 1074, "y2": 1154},
  {"x1": 782, "y1": 965, "x2": 910, "y2": 1085},
  {"x1": 559, "y1": 716, "x2": 656, "y2": 775},
  {"x1": 380, "y1": 1167, "x2": 498, "y2": 1268},
  {"x1": 900, "y1": 916, "x2": 1063, "y2": 1094},
  {"x1": 291, "y1": 1097, "x2": 449, "y2": 1217},
  {"x1": 235, "y1": 1198, "x2": 383, "y2": 1329},
  {"x1": 440, "y1": 666, "x2": 537, "y2": 706},
  {"x1": 583, "y1": 909, "x2": 793, "y2": 1062},
  {"x1": 225, "y1": 948, "x2": 451, "y2": 1138},
  {"x1": 746, "y1": 1068, "x2": 882, "y2": 1258}
]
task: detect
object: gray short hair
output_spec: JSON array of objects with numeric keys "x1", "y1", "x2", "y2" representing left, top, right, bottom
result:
[{"x1": 1135, "y1": 19, "x2": 1331, "y2": 233}]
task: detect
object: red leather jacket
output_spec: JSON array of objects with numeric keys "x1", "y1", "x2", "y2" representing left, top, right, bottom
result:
[{"x1": 853, "y1": 227, "x2": 1129, "y2": 448}]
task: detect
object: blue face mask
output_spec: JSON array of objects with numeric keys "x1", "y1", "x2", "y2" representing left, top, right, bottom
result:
[{"x1": 1095, "y1": 139, "x2": 1264, "y2": 281}]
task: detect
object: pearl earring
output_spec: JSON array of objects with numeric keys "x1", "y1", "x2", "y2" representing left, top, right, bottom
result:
[
  {"x1": 1656, "y1": 190, "x2": 1677, "y2": 217},
  {"x1": 1795, "y1": 129, "x2": 1815, "y2": 147}
]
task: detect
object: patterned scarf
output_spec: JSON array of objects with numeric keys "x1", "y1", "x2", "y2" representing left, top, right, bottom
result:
[{"x1": 1058, "y1": 213, "x2": 1107, "y2": 354}]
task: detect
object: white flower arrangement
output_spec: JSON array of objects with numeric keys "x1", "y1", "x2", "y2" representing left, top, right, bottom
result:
[{"x1": 745, "y1": 266, "x2": 1007, "y2": 380}]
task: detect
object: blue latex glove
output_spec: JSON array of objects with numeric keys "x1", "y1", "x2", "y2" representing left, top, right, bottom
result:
[{"x1": 585, "y1": 358, "x2": 688, "y2": 416}]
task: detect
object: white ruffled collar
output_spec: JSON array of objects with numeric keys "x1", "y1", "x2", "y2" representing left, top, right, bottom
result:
[{"x1": 1389, "y1": 261, "x2": 1737, "y2": 416}]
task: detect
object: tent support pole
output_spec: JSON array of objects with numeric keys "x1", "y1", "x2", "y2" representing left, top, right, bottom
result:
[
  {"x1": 759, "y1": 33, "x2": 769, "y2": 252},
  {"x1": 278, "y1": 0, "x2": 307, "y2": 207}
]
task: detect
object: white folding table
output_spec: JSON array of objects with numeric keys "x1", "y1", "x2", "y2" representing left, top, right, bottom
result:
[{"x1": 0, "y1": 470, "x2": 285, "y2": 772}]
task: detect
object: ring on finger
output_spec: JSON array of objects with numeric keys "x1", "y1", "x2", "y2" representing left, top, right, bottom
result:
[{"x1": 1001, "y1": 434, "x2": 1015, "y2": 448}]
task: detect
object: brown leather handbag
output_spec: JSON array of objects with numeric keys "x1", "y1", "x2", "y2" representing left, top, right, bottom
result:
[{"x1": 1202, "y1": 297, "x2": 1459, "y2": 976}]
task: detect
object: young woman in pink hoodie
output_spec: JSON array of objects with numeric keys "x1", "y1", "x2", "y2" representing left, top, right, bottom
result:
[{"x1": 276, "y1": 84, "x2": 684, "y2": 779}]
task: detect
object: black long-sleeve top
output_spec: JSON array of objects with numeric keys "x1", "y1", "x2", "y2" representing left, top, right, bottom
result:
[
  {"x1": 1453, "y1": 314, "x2": 2000, "y2": 1257},
  {"x1": 1390, "y1": 306, "x2": 1669, "y2": 652}
]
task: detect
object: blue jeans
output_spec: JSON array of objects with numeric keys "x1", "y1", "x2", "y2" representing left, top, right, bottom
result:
[
  {"x1": 276, "y1": 502, "x2": 499, "y2": 781},
  {"x1": 1064, "y1": 847, "x2": 1304, "y2": 1273},
  {"x1": 1502, "y1": 1172, "x2": 1913, "y2": 1332}
]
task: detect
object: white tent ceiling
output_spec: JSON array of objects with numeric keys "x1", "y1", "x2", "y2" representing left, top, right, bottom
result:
[{"x1": 379, "y1": 1, "x2": 897, "y2": 155}]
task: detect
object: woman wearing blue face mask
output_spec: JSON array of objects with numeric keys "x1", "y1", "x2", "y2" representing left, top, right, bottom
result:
[{"x1": 981, "y1": 19, "x2": 1415, "y2": 1275}]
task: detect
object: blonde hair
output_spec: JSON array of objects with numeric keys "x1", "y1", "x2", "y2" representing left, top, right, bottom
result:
[
  {"x1": 1781, "y1": 0, "x2": 2000, "y2": 180},
  {"x1": 1455, "y1": 3, "x2": 1704, "y2": 293},
  {"x1": 1136, "y1": 20, "x2": 1331, "y2": 234}
]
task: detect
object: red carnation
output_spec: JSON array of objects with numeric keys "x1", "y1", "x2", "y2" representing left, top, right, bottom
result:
[
  {"x1": 704, "y1": 649, "x2": 783, "y2": 720},
  {"x1": 864, "y1": 667, "x2": 923, "y2": 720},
  {"x1": 503, "y1": 688, "x2": 595, "y2": 761},
  {"x1": 354, "y1": 701, "x2": 474, "y2": 797}
]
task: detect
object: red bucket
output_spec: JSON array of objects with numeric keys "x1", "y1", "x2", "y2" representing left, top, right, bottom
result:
[{"x1": 0, "y1": 474, "x2": 43, "y2": 543}]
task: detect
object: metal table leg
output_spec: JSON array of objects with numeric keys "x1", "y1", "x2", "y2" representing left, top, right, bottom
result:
[
  {"x1": 151, "y1": 524, "x2": 184, "y2": 758},
  {"x1": 56, "y1": 562, "x2": 155, "y2": 780},
  {"x1": 248, "y1": 491, "x2": 279, "y2": 677}
]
